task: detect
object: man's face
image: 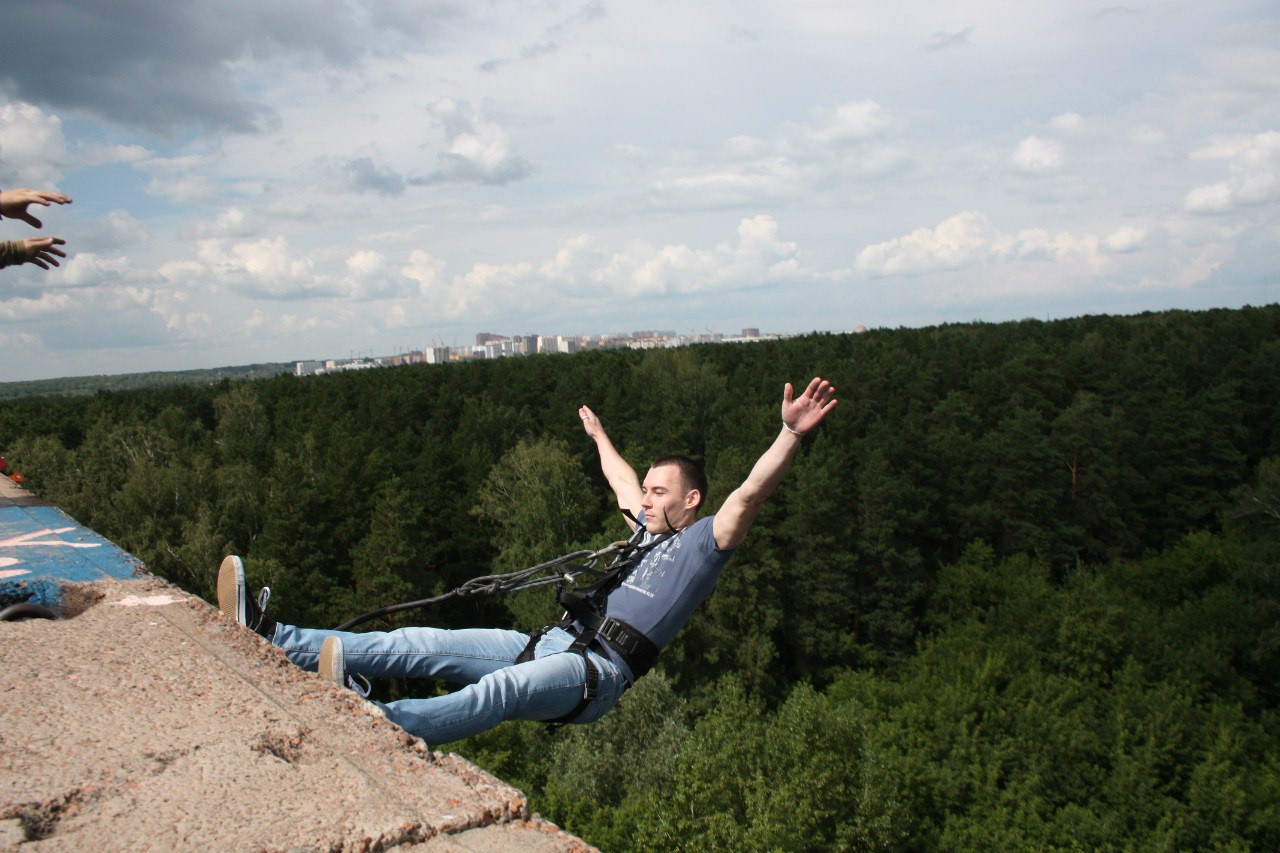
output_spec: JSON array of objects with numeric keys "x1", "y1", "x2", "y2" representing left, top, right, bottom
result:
[{"x1": 640, "y1": 464, "x2": 699, "y2": 533}]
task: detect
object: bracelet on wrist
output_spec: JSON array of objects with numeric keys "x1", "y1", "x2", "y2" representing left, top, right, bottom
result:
[{"x1": 783, "y1": 422, "x2": 805, "y2": 437}]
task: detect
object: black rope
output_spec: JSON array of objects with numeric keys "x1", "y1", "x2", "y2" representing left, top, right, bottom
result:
[
  {"x1": 0, "y1": 602, "x2": 59, "y2": 621},
  {"x1": 332, "y1": 524, "x2": 665, "y2": 632}
]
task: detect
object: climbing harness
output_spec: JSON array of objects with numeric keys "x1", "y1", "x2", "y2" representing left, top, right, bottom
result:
[
  {"x1": 332, "y1": 513, "x2": 673, "y2": 725},
  {"x1": 328, "y1": 511, "x2": 676, "y2": 727},
  {"x1": 515, "y1": 519, "x2": 674, "y2": 725}
]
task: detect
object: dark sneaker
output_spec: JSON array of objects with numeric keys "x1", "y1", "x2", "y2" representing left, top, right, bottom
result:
[
  {"x1": 217, "y1": 555, "x2": 275, "y2": 639},
  {"x1": 318, "y1": 636, "x2": 370, "y2": 697}
]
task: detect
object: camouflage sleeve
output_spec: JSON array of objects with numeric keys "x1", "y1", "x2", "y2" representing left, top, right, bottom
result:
[{"x1": 0, "y1": 240, "x2": 25, "y2": 268}]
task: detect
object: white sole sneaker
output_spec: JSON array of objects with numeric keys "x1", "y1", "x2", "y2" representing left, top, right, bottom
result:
[
  {"x1": 217, "y1": 556, "x2": 246, "y2": 624},
  {"x1": 318, "y1": 636, "x2": 371, "y2": 697},
  {"x1": 318, "y1": 636, "x2": 345, "y2": 687}
]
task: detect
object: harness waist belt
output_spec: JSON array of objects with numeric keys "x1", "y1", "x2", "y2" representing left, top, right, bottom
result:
[{"x1": 589, "y1": 616, "x2": 660, "y2": 681}]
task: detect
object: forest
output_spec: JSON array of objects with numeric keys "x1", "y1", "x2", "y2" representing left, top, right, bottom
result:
[
  {"x1": 0, "y1": 362, "x2": 292, "y2": 401},
  {"x1": 3, "y1": 305, "x2": 1279, "y2": 851}
]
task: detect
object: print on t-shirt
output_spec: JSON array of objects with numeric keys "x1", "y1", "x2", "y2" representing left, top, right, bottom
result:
[{"x1": 621, "y1": 533, "x2": 684, "y2": 599}]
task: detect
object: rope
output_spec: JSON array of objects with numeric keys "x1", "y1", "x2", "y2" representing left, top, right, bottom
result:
[{"x1": 332, "y1": 530, "x2": 657, "y2": 632}]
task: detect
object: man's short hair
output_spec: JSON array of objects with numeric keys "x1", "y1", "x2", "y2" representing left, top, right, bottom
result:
[{"x1": 650, "y1": 455, "x2": 709, "y2": 510}]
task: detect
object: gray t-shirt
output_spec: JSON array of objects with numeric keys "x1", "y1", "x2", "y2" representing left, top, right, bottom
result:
[{"x1": 597, "y1": 514, "x2": 734, "y2": 681}]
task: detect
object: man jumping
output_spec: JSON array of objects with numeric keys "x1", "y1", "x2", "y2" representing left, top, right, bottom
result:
[{"x1": 218, "y1": 377, "x2": 837, "y2": 745}]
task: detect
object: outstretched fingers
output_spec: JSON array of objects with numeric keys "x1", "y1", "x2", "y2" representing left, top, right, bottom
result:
[{"x1": 785, "y1": 376, "x2": 838, "y2": 433}]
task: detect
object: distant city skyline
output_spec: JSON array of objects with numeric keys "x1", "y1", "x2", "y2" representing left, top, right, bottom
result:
[
  {"x1": 292, "y1": 324, "x2": 813, "y2": 376},
  {"x1": 2, "y1": 2, "x2": 1276, "y2": 382}
]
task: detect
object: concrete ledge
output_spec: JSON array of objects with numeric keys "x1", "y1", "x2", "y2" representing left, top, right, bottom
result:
[
  {"x1": 0, "y1": 574, "x2": 595, "y2": 852},
  {"x1": 1, "y1": 477, "x2": 145, "y2": 612}
]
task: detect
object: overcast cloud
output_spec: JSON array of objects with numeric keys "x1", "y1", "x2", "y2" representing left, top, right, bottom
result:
[{"x1": 1, "y1": 0, "x2": 1277, "y2": 380}]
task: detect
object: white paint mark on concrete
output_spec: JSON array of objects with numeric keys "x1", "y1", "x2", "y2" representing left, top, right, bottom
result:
[{"x1": 113, "y1": 594, "x2": 183, "y2": 607}]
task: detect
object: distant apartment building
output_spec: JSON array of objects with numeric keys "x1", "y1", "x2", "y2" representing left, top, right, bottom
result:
[
  {"x1": 483, "y1": 338, "x2": 516, "y2": 359},
  {"x1": 385, "y1": 350, "x2": 426, "y2": 367}
]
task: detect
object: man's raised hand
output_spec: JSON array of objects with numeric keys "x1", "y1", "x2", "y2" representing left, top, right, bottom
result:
[{"x1": 781, "y1": 377, "x2": 838, "y2": 436}]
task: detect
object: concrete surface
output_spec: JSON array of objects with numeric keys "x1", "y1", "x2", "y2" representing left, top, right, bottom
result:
[
  {"x1": 0, "y1": 477, "x2": 596, "y2": 853},
  {"x1": 0, "y1": 476, "x2": 144, "y2": 612}
]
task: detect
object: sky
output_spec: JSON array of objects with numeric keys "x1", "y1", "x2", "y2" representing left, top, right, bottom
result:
[{"x1": 0, "y1": 0, "x2": 1277, "y2": 381}]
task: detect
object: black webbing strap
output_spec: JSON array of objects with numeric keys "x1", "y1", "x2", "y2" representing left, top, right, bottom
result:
[
  {"x1": 514, "y1": 626, "x2": 549, "y2": 665},
  {"x1": 512, "y1": 613, "x2": 659, "y2": 727},
  {"x1": 595, "y1": 615, "x2": 659, "y2": 678},
  {"x1": 512, "y1": 619, "x2": 601, "y2": 725},
  {"x1": 554, "y1": 630, "x2": 602, "y2": 725}
]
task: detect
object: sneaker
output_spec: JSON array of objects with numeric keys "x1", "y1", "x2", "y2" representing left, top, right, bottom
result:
[
  {"x1": 318, "y1": 636, "x2": 370, "y2": 697},
  {"x1": 217, "y1": 555, "x2": 275, "y2": 639}
]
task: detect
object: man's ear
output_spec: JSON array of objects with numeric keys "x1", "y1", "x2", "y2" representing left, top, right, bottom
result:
[{"x1": 685, "y1": 489, "x2": 702, "y2": 510}]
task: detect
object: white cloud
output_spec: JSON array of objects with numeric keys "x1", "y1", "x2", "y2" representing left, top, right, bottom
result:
[
  {"x1": 197, "y1": 208, "x2": 259, "y2": 240},
  {"x1": 346, "y1": 249, "x2": 384, "y2": 277},
  {"x1": 77, "y1": 210, "x2": 150, "y2": 253},
  {"x1": 277, "y1": 314, "x2": 322, "y2": 334},
  {"x1": 995, "y1": 228, "x2": 1102, "y2": 270},
  {"x1": 190, "y1": 236, "x2": 327, "y2": 299},
  {"x1": 341, "y1": 249, "x2": 419, "y2": 300},
  {"x1": 378, "y1": 215, "x2": 817, "y2": 326},
  {"x1": 593, "y1": 214, "x2": 813, "y2": 294},
  {"x1": 1050, "y1": 112, "x2": 1084, "y2": 131},
  {"x1": 1128, "y1": 125, "x2": 1168, "y2": 145},
  {"x1": 1135, "y1": 241, "x2": 1234, "y2": 291},
  {"x1": 1011, "y1": 135, "x2": 1064, "y2": 174},
  {"x1": 0, "y1": 329, "x2": 39, "y2": 347},
  {"x1": 781, "y1": 100, "x2": 907, "y2": 178},
  {"x1": 232, "y1": 238, "x2": 313, "y2": 286},
  {"x1": 1184, "y1": 183, "x2": 1234, "y2": 213},
  {"x1": 139, "y1": 153, "x2": 228, "y2": 205},
  {"x1": 640, "y1": 99, "x2": 909, "y2": 209},
  {"x1": 402, "y1": 250, "x2": 447, "y2": 295},
  {"x1": 165, "y1": 311, "x2": 213, "y2": 336},
  {"x1": 54, "y1": 252, "x2": 133, "y2": 288},
  {"x1": 0, "y1": 101, "x2": 69, "y2": 186},
  {"x1": 792, "y1": 100, "x2": 895, "y2": 146},
  {"x1": 1185, "y1": 130, "x2": 1280, "y2": 213},
  {"x1": 397, "y1": 249, "x2": 477, "y2": 321},
  {"x1": 1103, "y1": 225, "x2": 1154, "y2": 253},
  {"x1": 0, "y1": 291, "x2": 75, "y2": 321},
  {"x1": 539, "y1": 233, "x2": 605, "y2": 285},
  {"x1": 75, "y1": 142, "x2": 151, "y2": 169},
  {"x1": 857, "y1": 211, "x2": 1106, "y2": 277},
  {"x1": 857, "y1": 212, "x2": 999, "y2": 276},
  {"x1": 159, "y1": 259, "x2": 208, "y2": 284},
  {"x1": 422, "y1": 98, "x2": 535, "y2": 185}
]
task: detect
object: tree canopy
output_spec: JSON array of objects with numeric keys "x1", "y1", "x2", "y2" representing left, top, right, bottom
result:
[{"x1": 3, "y1": 305, "x2": 1279, "y2": 851}]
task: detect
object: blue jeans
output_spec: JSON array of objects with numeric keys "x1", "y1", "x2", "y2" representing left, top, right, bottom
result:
[{"x1": 271, "y1": 623, "x2": 626, "y2": 745}]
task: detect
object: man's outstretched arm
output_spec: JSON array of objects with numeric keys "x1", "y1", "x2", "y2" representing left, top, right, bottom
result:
[
  {"x1": 579, "y1": 405, "x2": 644, "y2": 521},
  {"x1": 712, "y1": 377, "x2": 838, "y2": 551}
]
